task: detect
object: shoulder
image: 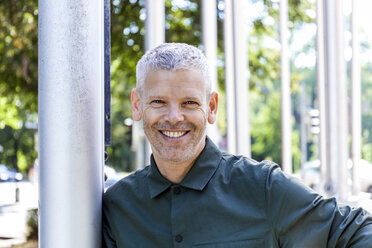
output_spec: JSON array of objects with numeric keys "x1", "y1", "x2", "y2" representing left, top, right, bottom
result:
[
  {"x1": 220, "y1": 152, "x2": 278, "y2": 180},
  {"x1": 216, "y1": 153, "x2": 280, "y2": 193},
  {"x1": 104, "y1": 166, "x2": 150, "y2": 202}
]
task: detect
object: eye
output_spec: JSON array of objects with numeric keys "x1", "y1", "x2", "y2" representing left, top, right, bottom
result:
[
  {"x1": 150, "y1": 99, "x2": 165, "y2": 106},
  {"x1": 185, "y1": 101, "x2": 198, "y2": 105}
]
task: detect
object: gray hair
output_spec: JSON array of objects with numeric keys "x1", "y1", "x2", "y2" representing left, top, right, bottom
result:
[{"x1": 136, "y1": 43, "x2": 211, "y2": 94}]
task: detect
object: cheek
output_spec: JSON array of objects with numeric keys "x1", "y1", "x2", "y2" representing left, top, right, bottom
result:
[
  {"x1": 187, "y1": 107, "x2": 208, "y2": 122},
  {"x1": 142, "y1": 107, "x2": 166, "y2": 123}
]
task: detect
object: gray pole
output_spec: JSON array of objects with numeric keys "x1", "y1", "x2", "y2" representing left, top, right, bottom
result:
[
  {"x1": 38, "y1": 0, "x2": 104, "y2": 247},
  {"x1": 132, "y1": 0, "x2": 165, "y2": 168},
  {"x1": 232, "y1": 0, "x2": 251, "y2": 157},
  {"x1": 202, "y1": 0, "x2": 221, "y2": 146},
  {"x1": 300, "y1": 82, "x2": 307, "y2": 178},
  {"x1": 316, "y1": 0, "x2": 328, "y2": 192},
  {"x1": 335, "y1": 0, "x2": 348, "y2": 201},
  {"x1": 145, "y1": 0, "x2": 165, "y2": 51},
  {"x1": 324, "y1": 0, "x2": 348, "y2": 199},
  {"x1": 280, "y1": 0, "x2": 292, "y2": 173},
  {"x1": 223, "y1": 0, "x2": 237, "y2": 154},
  {"x1": 324, "y1": 0, "x2": 338, "y2": 196},
  {"x1": 351, "y1": 0, "x2": 361, "y2": 194}
]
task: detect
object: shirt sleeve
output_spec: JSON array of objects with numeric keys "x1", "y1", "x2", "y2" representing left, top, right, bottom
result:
[
  {"x1": 265, "y1": 163, "x2": 372, "y2": 248},
  {"x1": 102, "y1": 196, "x2": 118, "y2": 248}
]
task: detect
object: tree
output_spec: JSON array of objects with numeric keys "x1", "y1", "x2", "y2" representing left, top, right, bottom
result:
[
  {"x1": 0, "y1": 0, "x2": 38, "y2": 172},
  {"x1": 0, "y1": 0, "x2": 320, "y2": 173}
]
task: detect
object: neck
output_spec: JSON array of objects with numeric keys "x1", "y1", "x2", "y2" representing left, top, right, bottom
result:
[
  {"x1": 153, "y1": 139, "x2": 206, "y2": 184},
  {"x1": 155, "y1": 158, "x2": 195, "y2": 184}
]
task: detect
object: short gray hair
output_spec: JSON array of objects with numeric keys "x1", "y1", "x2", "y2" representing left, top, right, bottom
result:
[{"x1": 136, "y1": 43, "x2": 211, "y2": 94}]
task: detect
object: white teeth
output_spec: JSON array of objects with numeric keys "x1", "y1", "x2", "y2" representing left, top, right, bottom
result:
[{"x1": 162, "y1": 131, "x2": 186, "y2": 138}]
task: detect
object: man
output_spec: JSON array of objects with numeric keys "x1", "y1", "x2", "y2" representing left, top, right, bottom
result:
[{"x1": 103, "y1": 43, "x2": 372, "y2": 247}]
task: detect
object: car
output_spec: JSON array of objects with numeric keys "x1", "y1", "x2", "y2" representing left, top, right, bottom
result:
[
  {"x1": 0, "y1": 164, "x2": 23, "y2": 182},
  {"x1": 301, "y1": 159, "x2": 372, "y2": 195},
  {"x1": 104, "y1": 165, "x2": 121, "y2": 191}
]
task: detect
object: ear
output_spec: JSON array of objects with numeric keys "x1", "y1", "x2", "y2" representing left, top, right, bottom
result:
[
  {"x1": 131, "y1": 89, "x2": 142, "y2": 121},
  {"x1": 207, "y1": 91, "x2": 218, "y2": 124}
]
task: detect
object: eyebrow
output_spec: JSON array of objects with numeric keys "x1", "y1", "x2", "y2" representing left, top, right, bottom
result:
[{"x1": 182, "y1": 96, "x2": 202, "y2": 102}]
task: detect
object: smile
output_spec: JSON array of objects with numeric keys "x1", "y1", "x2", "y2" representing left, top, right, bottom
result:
[{"x1": 161, "y1": 130, "x2": 188, "y2": 138}]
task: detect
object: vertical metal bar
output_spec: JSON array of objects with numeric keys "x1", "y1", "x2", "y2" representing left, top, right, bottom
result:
[
  {"x1": 324, "y1": 0, "x2": 348, "y2": 199},
  {"x1": 104, "y1": 0, "x2": 111, "y2": 146},
  {"x1": 300, "y1": 82, "x2": 307, "y2": 178},
  {"x1": 232, "y1": 0, "x2": 251, "y2": 157},
  {"x1": 351, "y1": 0, "x2": 361, "y2": 194},
  {"x1": 145, "y1": 0, "x2": 165, "y2": 50},
  {"x1": 324, "y1": 0, "x2": 337, "y2": 196},
  {"x1": 141, "y1": 0, "x2": 165, "y2": 166},
  {"x1": 316, "y1": 0, "x2": 328, "y2": 192},
  {"x1": 223, "y1": 0, "x2": 237, "y2": 154},
  {"x1": 38, "y1": 0, "x2": 104, "y2": 247},
  {"x1": 280, "y1": 0, "x2": 292, "y2": 173},
  {"x1": 335, "y1": 0, "x2": 348, "y2": 201},
  {"x1": 323, "y1": 0, "x2": 337, "y2": 196},
  {"x1": 202, "y1": 0, "x2": 221, "y2": 146}
]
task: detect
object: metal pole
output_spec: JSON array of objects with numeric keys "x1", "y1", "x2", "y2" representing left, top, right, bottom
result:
[
  {"x1": 351, "y1": 0, "x2": 361, "y2": 194},
  {"x1": 280, "y1": 0, "x2": 292, "y2": 173},
  {"x1": 38, "y1": 0, "x2": 104, "y2": 246},
  {"x1": 300, "y1": 82, "x2": 307, "y2": 178},
  {"x1": 223, "y1": 0, "x2": 237, "y2": 154},
  {"x1": 145, "y1": 0, "x2": 165, "y2": 51},
  {"x1": 232, "y1": 0, "x2": 251, "y2": 157},
  {"x1": 324, "y1": 0, "x2": 338, "y2": 196},
  {"x1": 324, "y1": 0, "x2": 348, "y2": 199},
  {"x1": 202, "y1": 0, "x2": 221, "y2": 146},
  {"x1": 316, "y1": 0, "x2": 328, "y2": 193},
  {"x1": 335, "y1": 0, "x2": 348, "y2": 201},
  {"x1": 133, "y1": 0, "x2": 165, "y2": 168}
]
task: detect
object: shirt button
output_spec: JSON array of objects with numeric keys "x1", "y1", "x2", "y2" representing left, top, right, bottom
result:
[
  {"x1": 175, "y1": 234, "x2": 183, "y2": 243},
  {"x1": 173, "y1": 186, "x2": 181, "y2": 195}
]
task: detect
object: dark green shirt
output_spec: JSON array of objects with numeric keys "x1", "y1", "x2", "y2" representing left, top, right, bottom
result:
[{"x1": 103, "y1": 138, "x2": 372, "y2": 248}]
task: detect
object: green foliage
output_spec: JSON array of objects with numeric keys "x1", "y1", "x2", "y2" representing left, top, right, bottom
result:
[
  {"x1": 106, "y1": 0, "x2": 145, "y2": 170},
  {"x1": 0, "y1": 0, "x2": 38, "y2": 172},
  {"x1": 9, "y1": 0, "x2": 372, "y2": 175},
  {"x1": 0, "y1": 125, "x2": 37, "y2": 172},
  {"x1": 165, "y1": 0, "x2": 201, "y2": 45},
  {"x1": 26, "y1": 208, "x2": 38, "y2": 241}
]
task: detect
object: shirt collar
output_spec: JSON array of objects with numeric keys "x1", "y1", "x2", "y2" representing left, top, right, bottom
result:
[{"x1": 147, "y1": 136, "x2": 222, "y2": 198}]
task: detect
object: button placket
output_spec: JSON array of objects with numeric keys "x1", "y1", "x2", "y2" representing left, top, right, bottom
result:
[
  {"x1": 175, "y1": 234, "x2": 183, "y2": 243},
  {"x1": 173, "y1": 186, "x2": 181, "y2": 195},
  {"x1": 171, "y1": 185, "x2": 185, "y2": 247}
]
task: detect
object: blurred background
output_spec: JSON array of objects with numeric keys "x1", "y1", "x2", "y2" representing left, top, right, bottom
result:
[{"x1": 1, "y1": 0, "x2": 372, "y2": 247}]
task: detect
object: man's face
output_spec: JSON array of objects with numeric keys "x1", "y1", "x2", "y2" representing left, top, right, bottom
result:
[{"x1": 131, "y1": 69, "x2": 218, "y2": 165}]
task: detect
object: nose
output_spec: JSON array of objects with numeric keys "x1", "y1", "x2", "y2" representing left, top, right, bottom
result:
[{"x1": 165, "y1": 104, "x2": 184, "y2": 123}]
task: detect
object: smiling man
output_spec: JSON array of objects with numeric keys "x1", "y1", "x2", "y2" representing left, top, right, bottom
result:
[
  {"x1": 103, "y1": 43, "x2": 372, "y2": 248},
  {"x1": 132, "y1": 65, "x2": 217, "y2": 183}
]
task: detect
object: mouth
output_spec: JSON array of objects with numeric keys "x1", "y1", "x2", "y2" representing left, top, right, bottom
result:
[{"x1": 160, "y1": 130, "x2": 189, "y2": 139}]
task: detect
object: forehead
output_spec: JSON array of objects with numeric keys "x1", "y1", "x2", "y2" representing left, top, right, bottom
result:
[{"x1": 143, "y1": 69, "x2": 206, "y2": 97}]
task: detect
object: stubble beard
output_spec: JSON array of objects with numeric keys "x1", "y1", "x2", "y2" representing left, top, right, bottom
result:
[{"x1": 143, "y1": 118, "x2": 207, "y2": 164}]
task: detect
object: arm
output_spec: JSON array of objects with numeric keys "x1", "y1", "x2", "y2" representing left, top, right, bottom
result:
[
  {"x1": 265, "y1": 163, "x2": 372, "y2": 248},
  {"x1": 102, "y1": 196, "x2": 118, "y2": 248}
]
